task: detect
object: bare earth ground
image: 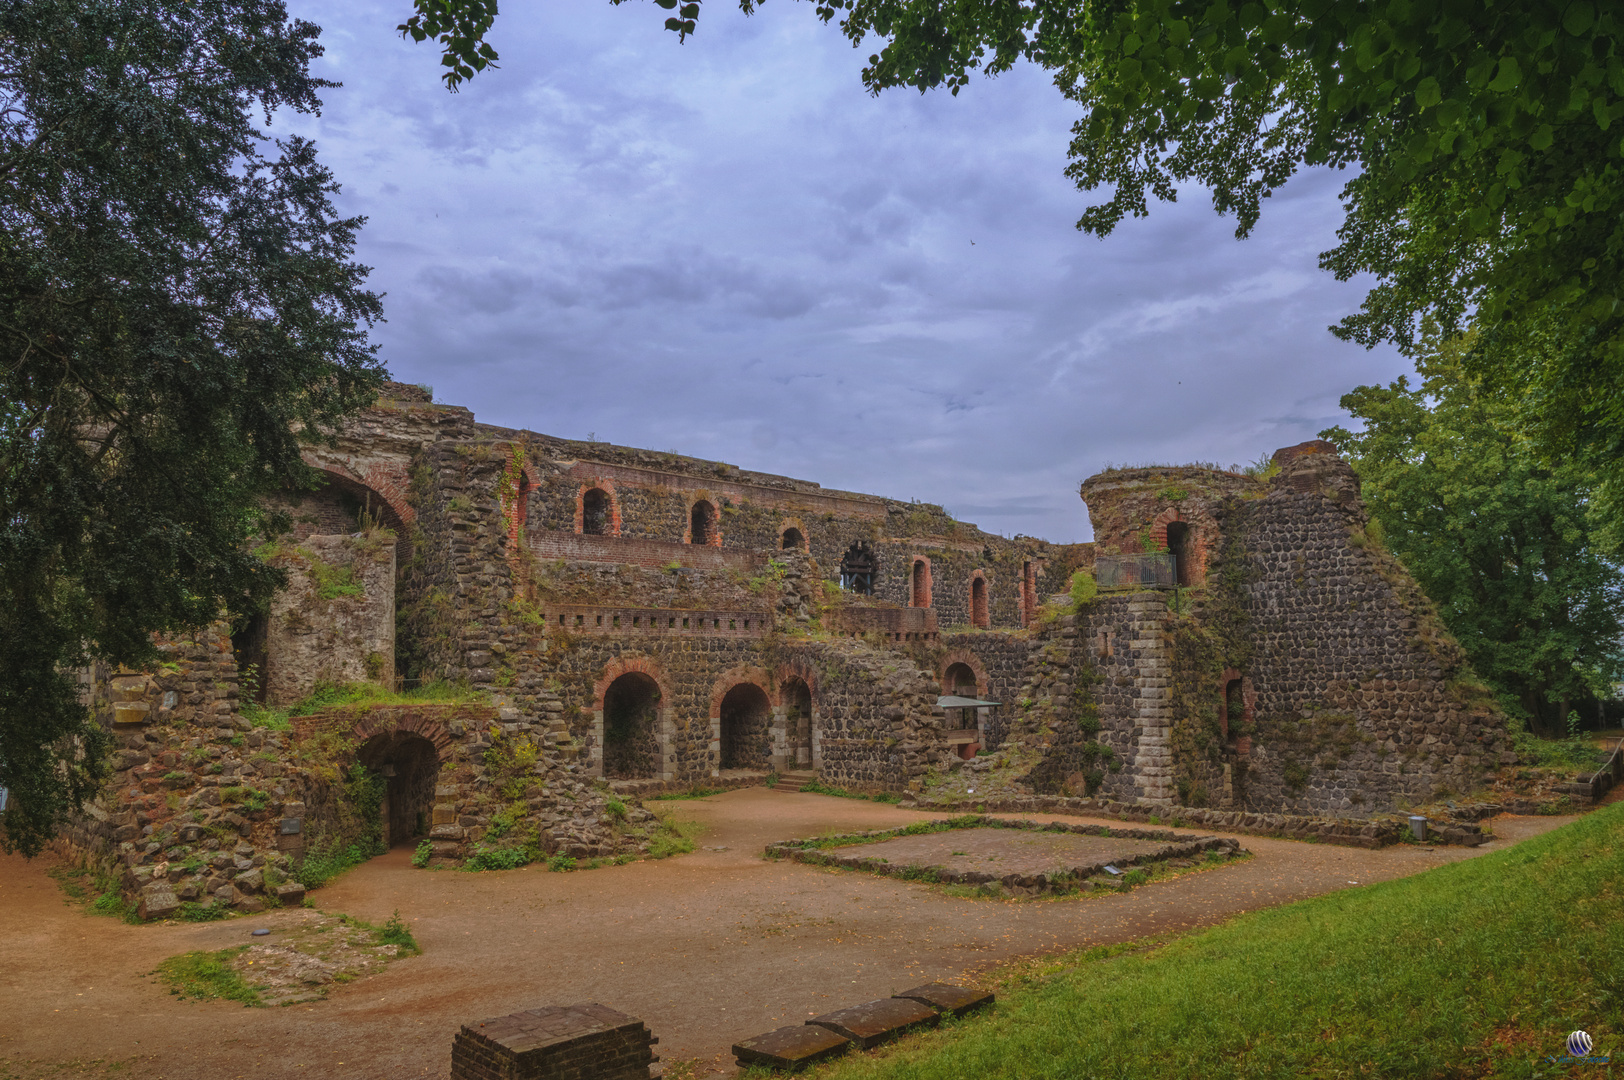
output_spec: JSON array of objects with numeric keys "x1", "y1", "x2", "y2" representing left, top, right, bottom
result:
[
  {"x1": 0, "y1": 789, "x2": 1577, "y2": 1080},
  {"x1": 833, "y1": 827, "x2": 1181, "y2": 877}
]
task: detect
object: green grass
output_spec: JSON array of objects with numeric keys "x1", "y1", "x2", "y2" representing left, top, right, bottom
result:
[
  {"x1": 241, "y1": 679, "x2": 490, "y2": 730},
  {"x1": 801, "y1": 779, "x2": 903, "y2": 804},
  {"x1": 645, "y1": 818, "x2": 705, "y2": 859},
  {"x1": 647, "y1": 785, "x2": 727, "y2": 801},
  {"x1": 1511, "y1": 729, "x2": 1609, "y2": 771},
  {"x1": 292, "y1": 840, "x2": 382, "y2": 889},
  {"x1": 48, "y1": 865, "x2": 141, "y2": 923},
  {"x1": 373, "y1": 910, "x2": 421, "y2": 954},
  {"x1": 808, "y1": 804, "x2": 1624, "y2": 1080},
  {"x1": 154, "y1": 946, "x2": 261, "y2": 1006}
]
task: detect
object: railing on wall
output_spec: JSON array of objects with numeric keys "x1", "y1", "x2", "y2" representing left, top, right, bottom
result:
[{"x1": 1095, "y1": 553, "x2": 1178, "y2": 591}]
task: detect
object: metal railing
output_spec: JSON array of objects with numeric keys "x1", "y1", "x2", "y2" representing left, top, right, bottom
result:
[{"x1": 1095, "y1": 553, "x2": 1178, "y2": 591}]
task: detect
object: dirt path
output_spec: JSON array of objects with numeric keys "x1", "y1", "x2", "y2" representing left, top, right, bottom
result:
[{"x1": 0, "y1": 791, "x2": 1576, "y2": 1080}]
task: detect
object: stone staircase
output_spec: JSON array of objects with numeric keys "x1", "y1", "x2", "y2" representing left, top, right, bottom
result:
[{"x1": 772, "y1": 771, "x2": 816, "y2": 793}]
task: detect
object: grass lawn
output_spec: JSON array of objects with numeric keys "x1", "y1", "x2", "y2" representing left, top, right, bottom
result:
[{"x1": 806, "y1": 803, "x2": 1624, "y2": 1079}]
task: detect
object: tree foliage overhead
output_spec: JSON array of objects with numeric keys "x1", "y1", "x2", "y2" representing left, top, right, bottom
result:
[
  {"x1": 1323, "y1": 334, "x2": 1623, "y2": 738},
  {"x1": 411, "y1": 0, "x2": 1624, "y2": 542},
  {"x1": 0, "y1": 0, "x2": 384, "y2": 856}
]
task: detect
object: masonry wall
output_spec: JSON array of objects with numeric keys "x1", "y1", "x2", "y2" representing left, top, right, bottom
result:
[
  {"x1": 263, "y1": 534, "x2": 396, "y2": 704},
  {"x1": 1199, "y1": 452, "x2": 1508, "y2": 814}
]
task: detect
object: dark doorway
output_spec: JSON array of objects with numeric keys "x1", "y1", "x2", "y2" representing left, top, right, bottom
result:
[
  {"x1": 719, "y1": 683, "x2": 771, "y2": 770},
  {"x1": 1167, "y1": 521, "x2": 1193, "y2": 586},
  {"x1": 230, "y1": 612, "x2": 270, "y2": 704},
  {"x1": 357, "y1": 731, "x2": 440, "y2": 849},
  {"x1": 970, "y1": 576, "x2": 988, "y2": 628},
  {"x1": 604, "y1": 673, "x2": 661, "y2": 779},
  {"x1": 782, "y1": 678, "x2": 812, "y2": 768},
  {"x1": 582, "y1": 488, "x2": 611, "y2": 535},
  {"x1": 690, "y1": 501, "x2": 718, "y2": 545},
  {"x1": 839, "y1": 541, "x2": 876, "y2": 594},
  {"x1": 781, "y1": 527, "x2": 805, "y2": 551}
]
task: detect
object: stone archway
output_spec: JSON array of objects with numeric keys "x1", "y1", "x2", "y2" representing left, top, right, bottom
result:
[
  {"x1": 356, "y1": 730, "x2": 441, "y2": 849},
  {"x1": 718, "y1": 683, "x2": 772, "y2": 770},
  {"x1": 602, "y1": 672, "x2": 662, "y2": 780}
]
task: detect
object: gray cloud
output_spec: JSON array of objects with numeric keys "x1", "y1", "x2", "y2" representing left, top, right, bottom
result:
[{"x1": 283, "y1": 0, "x2": 1406, "y2": 542}]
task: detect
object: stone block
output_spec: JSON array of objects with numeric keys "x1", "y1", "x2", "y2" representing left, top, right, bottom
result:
[
  {"x1": 734, "y1": 1025, "x2": 851, "y2": 1071},
  {"x1": 233, "y1": 867, "x2": 264, "y2": 893},
  {"x1": 279, "y1": 817, "x2": 302, "y2": 835},
  {"x1": 432, "y1": 824, "x2": 466, "y2": 840},
  {"x1": 892, "y1": 983, "x2": 995, "y2": 1018},
  {"x1": 450, "y1": 1003, "x2": 656, "y2": 1080},
  {"x1": 138, "y1": 884, "x2": 181, "y2": 922},
  {"x1": 807, "y1": 998, "x2": 939, "y2": 1050},
  {"x1": 276, "y1": 881, "x2": 307, "y2": 906}
]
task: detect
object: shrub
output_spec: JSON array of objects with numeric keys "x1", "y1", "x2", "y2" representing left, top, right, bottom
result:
[
  {"x1": 1069, "y1": 569, "x2": 1098, "y2": 606},
  {"x1": 412, "y1": 840, "x2": 433, "y2": 868},
  {"x1": 375, "y1": 910, "x2": 421, "y2": 954}
]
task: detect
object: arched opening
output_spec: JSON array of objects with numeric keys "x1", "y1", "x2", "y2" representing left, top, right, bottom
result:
[
  {"x1": 582, "y1": 487, "x2": 612, "y2": 535},
  {"x1": 839, "y1": 541, "x2": 876, "y2": 594},
  {"x1": 604, "y1": 673, "x2": 661, "y2": 779},
  {"x1": 911, "y1": 559, "x2": 931, "y2": 608},
  {"x1": 719, "y1": 683, "x2": 772, "y2": 770},
  {"x1": 970, "y1": 575, "x2": 989, "y2": 628},
  {"x1": 230, "y1": 611, "x2": 270, "y2": 704},
  {"x1": 944, "y1": 663, "x2": 978, "y2": 697},
  {"x1": 690, "y1": 500, "x2": 718, "y2": 546},
  {"x1": 1223, "y1": 678, "x2": 1243, "y2": 742},
  {"x1": 1020, "y1": 560, "x2": 1037, "y2": 625},
  {"x1": 781, "y1": 527, "x2": 805, "y2": 551},
  {"x1": 782, "y1": 677, "x2": 813, "y2": 768},
  {"x1": 1166, "y1": 521, "x2": 1193, "y2": 586},
  {"x1": 356, "y1": 731, "x2": 440, "y2": 849}
]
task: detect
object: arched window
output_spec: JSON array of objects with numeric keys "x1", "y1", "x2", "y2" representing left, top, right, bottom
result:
[
  {"x1": 1020, "y1": 560, "x2": 1037, "y2": 625},
  {"x1": 970, "y1": 574, "x2": 988, "y2": 628},
  {"x1": 1166, "y1": 521, "x2": 1193, "y2": 586},
  {"x1": 911, "y1": 558, "x2": 931, "y2": 608},
  {"x1": 839, "y1": 541, "x2": 876, "y2": 594},
  {"x1": 1223, "y1": 678, "x2": 1243, "y2": 741},
  {"x1": 582, "y1": 487, "x2": 612, "y2": 535},
  {"x1": 690, "y1": 500, "x2": 718, "y2": 546},
  {"x1": 781, "y1": 527, "x2": 805, "y2": 551}
]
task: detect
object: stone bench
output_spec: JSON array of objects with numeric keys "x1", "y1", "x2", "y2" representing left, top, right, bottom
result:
[{"x1": 451, "y1": 1003, "x2": 656, "y2": 1080}]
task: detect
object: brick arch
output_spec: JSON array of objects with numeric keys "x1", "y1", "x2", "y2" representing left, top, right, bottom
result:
[
  {"x1": 967, "y1": 569, "x2": 990, "y2": 628},
  {"x1": 593, "y1": 656, "x2": 669, "y2": 712},
  {"x1": 910, "y1": 554, "x2": 933, "y2": 608},
  {"x1": 575, "y1": 478, "x2": 622, "y2": 537},
  {"x1": 1148, "y1": 506, "x2": 1185, "y2": 548},
  {"x1": 772, "y1": 661, "x2": 819, "y2": 706},
  {"x1": 777, "y1": 517, "x2": 809, "y2": 552},
  {"x1": 686, "y1": 495, "x2": 722, "y2": 547},
  {"x1": 348, "y1": 713, "x2": 455, "y2": 761},
  {"x1": 708, "y1": 665, "x2": 773, "y2": 718},
  {"x1": 302, "y1": 462, "x2": 416, "y2": 565},
  {"x1": 501, "y1": 459, "x2": 543, "y2": 550},
  {"x1": 938, "y1": 650, "x2": 989, "y2": 698}
]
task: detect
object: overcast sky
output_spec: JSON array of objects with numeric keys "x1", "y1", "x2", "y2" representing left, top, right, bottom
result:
[{"x1": 282, "y1": 0, "x2": 1409, "y2": 543}]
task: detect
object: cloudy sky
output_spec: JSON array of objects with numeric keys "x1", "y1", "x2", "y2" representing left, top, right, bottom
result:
[{"x1": 282, "y1": 0, "x2": 1409, "y2": 543}]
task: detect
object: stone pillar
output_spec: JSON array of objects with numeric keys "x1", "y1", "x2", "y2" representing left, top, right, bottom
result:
[
  {"x1": 769, "y1": 705, "x2": 789, "y2": 772},
  {"x1": 709, "y1": 717, "x2": 721, "y2": 777},
  {"x1": 590, "y1": 709, "x2": 605, "y2": 778},
  {"x1": 1127, "y1": 596, "x2": 1174, "y2": 805},
  {"x1": 657, "y1": 707, "x2": 674, "y2": 782}
]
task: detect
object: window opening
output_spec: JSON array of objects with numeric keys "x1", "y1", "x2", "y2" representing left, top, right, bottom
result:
[
  {"x1": 970, "y1": 575, "x2": 988, "y2": 628},
  {"x1": 839, "y1": 540, "x2": 876, "y2": 594},
  {"x1": 582, "y1": 488, "x2": 612, "y2": 535},
  {"x1": 1166, "y1": 521, "x2": 1193, "y2": 587},
  {"x1": 690, "y1": 500, "x2": 718, "y2": 545},
  {"x1": 781, "y1": 527, "x2": 805, "y2": 550}
]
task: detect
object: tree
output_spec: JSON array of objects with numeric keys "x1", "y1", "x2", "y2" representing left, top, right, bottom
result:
[
  {"x1": 0, "y1": 0, "x2": 384, "y2": 856},
  {"x1": 408, "y1": 1, "x2": 1624, "y2": 540},
  {"x1": 1322, "y1": 334, "x2": 1623, "y2": 738}
]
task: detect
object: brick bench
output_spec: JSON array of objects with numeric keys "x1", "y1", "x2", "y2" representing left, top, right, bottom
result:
[{"x1": 451, "y1": 1003, "x2": 657, "y2": 1080}]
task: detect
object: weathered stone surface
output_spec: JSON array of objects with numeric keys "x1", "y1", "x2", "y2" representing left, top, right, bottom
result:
[
  {"x1": 449, "y1": 1003, "x2": 656, "y2": 1080},
  {"x1": 733, "y1": 1025, "x2": 851, "y2": 1070},
  {"x1": 892, "y1": 983, "x2": 994, "y2": 1018},
  {"x1": 276, "y1": 882, "x2": 307, "y2": 907},
  {"x1": 808, "y1": 998, "x2": 939, "y2": 1050},
  {"x1": 138, "y1": 883, "x2": 180, "y2": 922}
]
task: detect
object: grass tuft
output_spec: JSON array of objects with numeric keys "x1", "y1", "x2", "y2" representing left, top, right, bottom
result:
[{"x1": 154, "y1": 946, "x2": 261, "y2": 1006}]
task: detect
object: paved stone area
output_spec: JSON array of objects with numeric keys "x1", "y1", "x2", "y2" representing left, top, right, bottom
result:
[{"x1": 840, "y1": 827, "x2": 1179, "y2": 877}]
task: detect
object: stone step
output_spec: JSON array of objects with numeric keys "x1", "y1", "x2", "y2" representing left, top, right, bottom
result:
[{"x1": 772, "y1": 771, "x2": 816, "y2": 792}]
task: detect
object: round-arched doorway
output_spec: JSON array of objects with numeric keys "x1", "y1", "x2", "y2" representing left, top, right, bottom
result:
[
  {"x1": 603, "y1": 672, "x2": 661, "y2": 779},
  {"x1": 719, "y1": 683, "x2": 771, "y2": 770},
  {"x1": 356, "y1": 731, "x2": 440, "y2": 849}
]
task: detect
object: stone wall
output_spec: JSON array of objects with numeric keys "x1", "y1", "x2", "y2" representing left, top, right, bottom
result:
[{"x1": 262, "y1": 534, "x2": 396, "y2": 704}]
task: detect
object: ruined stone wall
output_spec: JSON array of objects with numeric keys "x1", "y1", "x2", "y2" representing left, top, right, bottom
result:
[
  {"x1": 1195, "y1": 451, "x2": 1507, "y2": 813},
  {"x1": 1081, "y1": 467, "x2": 1259, "y2": 585},
  {"x1": 263, "y1": 534, "x2": 395, "y2": 704},
  {"x1": 938, "y1": 632, "x2": 1031, "y2": 751}
]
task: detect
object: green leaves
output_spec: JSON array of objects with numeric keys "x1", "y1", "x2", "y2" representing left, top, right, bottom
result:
[
  {"x1": 0, "y1": 0, "x2": 383, "y2": 856},
  {"x1": 398, "y1": 0, "x2": 500, "y2": 91}
]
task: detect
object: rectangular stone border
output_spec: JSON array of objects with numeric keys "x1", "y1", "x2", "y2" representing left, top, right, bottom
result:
[
  {"x1": 903, "y1": 795, "x2": 1491, "y2": 848},
  {"x1": 765, "y1": 814, "x2": 1241, "y2": 897}
]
